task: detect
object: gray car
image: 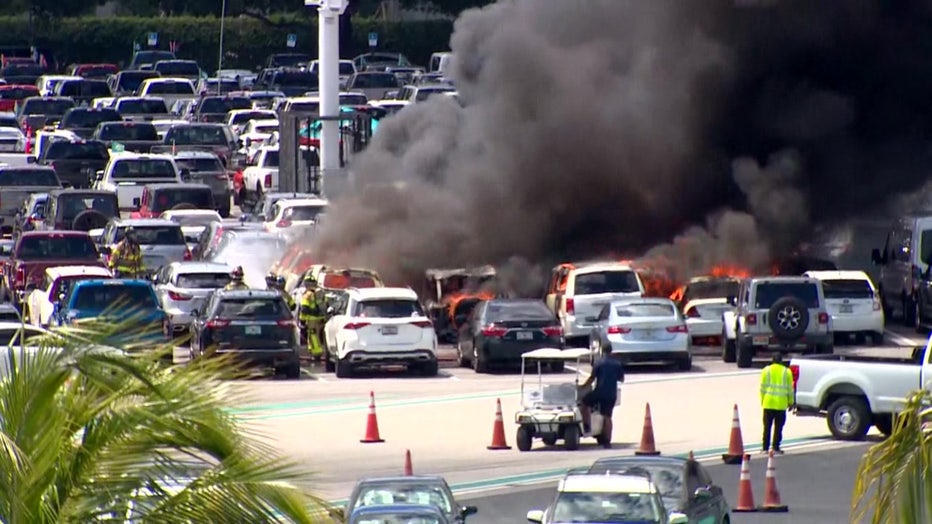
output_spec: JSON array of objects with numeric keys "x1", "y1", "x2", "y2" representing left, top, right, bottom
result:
[
  {"x1": 152, "y1": 261, "x2": 233, "y2": 336},
  {"x1": 170, "y1": 151, "x2": 232, "y2": 217},
  {"x1": 98, "y1": 218, "x2": 192, "y2": 276}
]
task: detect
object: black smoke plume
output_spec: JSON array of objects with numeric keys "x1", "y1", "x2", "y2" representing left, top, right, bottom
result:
[{"x1": 311, "y1": 0, "x2": 932, "y2": 288}]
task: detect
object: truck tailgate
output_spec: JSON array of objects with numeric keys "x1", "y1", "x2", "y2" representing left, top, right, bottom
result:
[{"x1": 114, "y1": 183, "x2": 145, "y2": 211}]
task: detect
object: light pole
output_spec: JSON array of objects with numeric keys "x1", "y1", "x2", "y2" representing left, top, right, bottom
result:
[
  {"x1": 217, "y1": 0, "x2": 227, "y2": 95},
  {"x1": 305, "y1": 0, "x2": 348, "y2": 198}
]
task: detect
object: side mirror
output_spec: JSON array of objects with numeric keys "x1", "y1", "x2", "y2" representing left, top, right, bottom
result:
[
  {"x1": 526, "y1": 510, "x2": 544, "y2": 523},
  {"x1": 462, "y1": 506, "x2": 478, "y2": 517},
  {"x1": 871, "y1": 248, "x2": 884, "y2": 265},
  {"x1": 692, "y1": 487, "x2": 713, "y2": 502},
  {"x1": 26, "y1": 156, "x2": 36, "y2": 164},
  {"x1": 132, "y1": 197, "x2": 140, "y2": 207},
  {"x1": 668, "y1": 512, "x2": 688, "y2": 524},
  {"x1": 326, "y1": 305, "x2": 335, "y2": 315},
  {"x1": 151, "y1": 273, "x2": 159, "y2": 282}
]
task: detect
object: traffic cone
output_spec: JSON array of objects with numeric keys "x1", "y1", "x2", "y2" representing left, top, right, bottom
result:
[
  {"x1": 360, "y1": 391, "x2": 385, "y2": 443},
  {"x1": 403, "y1": 449, "x2": 413, "y2": 476},
  {"x1": 722, "y1": 404, "x2": 745, "y2": 464},
  {"x1": 634, "y1": 403, "x2": 661, "y2": 456},
  {"x1": 759, "y1": 451, "x2": 789, "y2": 512},
  {"x1": 487, "y1": 398, "x2": 512, "y2": 450},
  {"x1": 733, "y1": 454, "x2": 758, "y2": 513}
]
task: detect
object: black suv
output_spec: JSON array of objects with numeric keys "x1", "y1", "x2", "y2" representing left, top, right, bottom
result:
[{"x1": 39, "y1": 189, "x2": 119, "y2": 231}]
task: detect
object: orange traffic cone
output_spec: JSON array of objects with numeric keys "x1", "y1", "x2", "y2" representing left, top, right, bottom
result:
[
  {"x1": 403, "y1": 449, "x2": 413, "y2": 476},
  {"x1": 733, "y1": 454, "x2": 758, "y2": 513},
  {"x1": 360, "y1": 391, "x2": 385, "y2": 443},
  {"x1": 759, "y1": 451, "x2": 789, "y2": 512},
  {"x1": 634, "y1": 403, "x2": 661, "y2": 456},
  {"x1": 487, "y1": 398, "x2": 512, "y2": 450},
  {"x1": 722, "y1": 404, "x2": 745, "y2": 464}
]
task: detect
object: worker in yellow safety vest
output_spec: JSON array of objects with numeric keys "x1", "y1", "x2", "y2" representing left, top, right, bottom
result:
[
  {"x1": 760, "y1": 352, "x2": 795, "y2": 454},
  {"x1": 224, "y1": 266, "x2": 250, "y2": 291},
  {"x1": 299, "y1": 274, "x2": 324, "y2": 363},
  {"x1": 109, "y1": 227, "x2": 144, "y2": 278}
]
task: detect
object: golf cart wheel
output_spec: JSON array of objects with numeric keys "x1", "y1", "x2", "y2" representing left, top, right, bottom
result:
[
  {"x1": 563, "y1": 425, "x2": 581, "y2": 451},
  {"x1": 542, "y1": 434, "x2": 558, "y2": 446},
  {"x1": 516, "y1": 425, "x2": 533, "y2": 452}
]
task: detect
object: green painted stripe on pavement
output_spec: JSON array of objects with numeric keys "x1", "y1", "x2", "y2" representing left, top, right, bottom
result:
[{"x1": 225, "y1": 395, "x2": 400, "y2": 414}]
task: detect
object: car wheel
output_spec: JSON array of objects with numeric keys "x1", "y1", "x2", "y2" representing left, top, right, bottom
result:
[
  {"x1": 903, "y1": 295, "x2": 917, "y2": 327},
  {"x1": 419, "y1": 359, "x2": 439, "y2": 377},
  {"x1": 676, "y1": 355, "x2": 692, "y2": 371},
  {"x1": 473, "y1": 345, "x2": 488, "y2": 373},
  {"x1": 736, "y1": 342, "x2": 754, "y2": 368},
  {"x1": 457, "y1": 342, "x2": 469, "y2": 367},
  {"x1": 335, "y1": 358, "x2": 353, "y2": 378},
  {"x1": 563, "y1": 424, "x2": 581, "y2": 451},
  {"x1": 826, "y1": 396, "x2": 871, "y2": 440},
  {"x1": 516, "y1": 425, "x2": 533, "y2": 452},
  {"x1": 722, "y1": 333, "x2": 737, "y2": 363},
  {"x1": 870, "y1": 331, "x2": 884, "y2": 345},
  {"x1": 283, "y1": 359, "x2": 301, "y2": 379},
  {"x1": 324, "y1": 352, "x2": 336, "y2": 372},
  {"x1": 542, "y1": 434, "x2": 558, "y2": 446},
  {"x1": 916, "y1": 300, "x2": 926, "y2": 333}
]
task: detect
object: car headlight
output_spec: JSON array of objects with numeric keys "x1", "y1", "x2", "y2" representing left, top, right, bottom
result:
[{"x1": 517, "y1": 415, "x2": 532, "y2": 423}]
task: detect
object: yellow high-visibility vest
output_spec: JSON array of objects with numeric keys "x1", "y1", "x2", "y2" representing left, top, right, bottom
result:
[{"x1": 760, "y1": 363, "x2": 794, "y2": 410}]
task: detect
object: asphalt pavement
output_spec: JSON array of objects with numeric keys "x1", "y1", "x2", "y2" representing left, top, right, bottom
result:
[{"x1": 459, "y1": 442, "x2": 872, "y2": 524}]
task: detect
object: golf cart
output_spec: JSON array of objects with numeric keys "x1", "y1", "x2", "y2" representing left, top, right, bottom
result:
[
  {"x1": 515, "y1": 348, "x2": 619, "y2": 451},
  {"x1": 422, "y1": 266, "x2": 498, "y2": 343}
]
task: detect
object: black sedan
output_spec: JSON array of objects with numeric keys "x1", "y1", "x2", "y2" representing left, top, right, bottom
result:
[
  {"x1": 189, "y1": 289, "x2": 301, "y2": 378},
  {"x1": 587, "y1": 456, "x2": 731, "y2": 524},
  {"x1": 456, "y1": 299, "x2": 565, "y2": 373}
]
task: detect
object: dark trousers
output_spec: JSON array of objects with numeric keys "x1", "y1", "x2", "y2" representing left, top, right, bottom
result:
[{"x1": 762, "y1": 409, "x2": 787, "y2": 450}]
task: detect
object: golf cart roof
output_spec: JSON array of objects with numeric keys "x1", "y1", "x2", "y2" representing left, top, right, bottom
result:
[
  {"x1": 522, "y1": 348, "x2": 590, "y2": 360},
  {"x1": 425, "y1": 266, "x2": 496, "y2": 280}
]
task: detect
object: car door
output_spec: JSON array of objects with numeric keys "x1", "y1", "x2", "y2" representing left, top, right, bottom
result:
[
  {"x1": 695, "y1": 463, "x2": 727, "y2": 523},
  {"x1": 324, "y1": 294, "x2": 350, "y2": 352},
  {"x1": 684, "y1": 462, "x2": 718, "y2": 524}
]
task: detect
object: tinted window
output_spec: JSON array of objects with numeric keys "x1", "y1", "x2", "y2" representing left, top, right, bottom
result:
[
  {"x1": 0, "y1": 86, "x2": 39, "y2": 100},
  {"x1": 354, "y1": 483, "x2": 451, "y2": 513},
  {"x1": 116, "y1": 99, "x2": 168, "y2": 115},
  {"x1": 274, "y1": 72, "x2": 318, "y2": 87},
  {"x1": 72, "y1": 284, "x2": 157, "y2": 310},
  {"x1": 281, "y1": 205, "x2": 325, "y2": 221},
  {"x1": 0, "y1": 168, "x2": 59, "y2": 186},
  {"x1": 175, "y1": 272, "x2": 231, "y2": 289},
  {"x1": 215, "y1": 297, "x2": 289, "y2": 319},
  {"x1": 116, "y1": 72, "x2": 160, "y2": 92},
  {"x1": 321, "y1": 272, "x2": 379, "y2": 289},
  {"x1": 21, "y1": 99, "x2": 74, "y2": 116},
  {"x1": 111, "y1": 159, "x2": 176, "y2": 179},
  {"x1": 146, "y1": 81, "x2": 195, "y2": 95},
  {"x1": 288, "y1": 102, "x2": 319, "y2": 113},
  {"x1": 77, "y1": 65, "x2": 117, "y2": 78},
  {"x1": 198, "y1": 97, "x2": 250, "y2": 114},
  {"x1": 921, "y1": 229, "x2": 932, "y2": 267},
  {"x1": 16, "y1": 235, "x2": 98, "y2": 260},
  {"x1": 165, "y1": 126, "x2": 229, "y2": 145},
  {"x1": 97, "y1": 123, "x2": 159, "y2": 141},
  {"x1": 0, "y1": 116, "x2": 17, "y2": 128},
  {"x1": 260, "y1": 151, "x2": 279, "y2": 167},
  {"x1": 175, "y1": 158, "x2": 224, "y2": 172},
  {"x1": 59, "y1": 80, "x2": 110, "y2": 97},
  {"x1": 152, "y1": 189, "x2": 213, "y2": 209},
  {"x1": 58, "y1": 194, "x2": 118, "y2": 221},
  {"x1": 485, "y1": 301, "x2": 554, "y2": 321},
  {"x1": 43, "y1": 142, "x2": 109, "y2": 160},
  {"x1": 821, "y1": 279, "x2": 874, "y2": 299},
  {"x1": 353, "y1": 299, "x2": 424, "y2": 318},
  {"x1": 587, "y1": 462, "x2": 685, "y2": 510},
  {"x1": 338, "y1": 63, "x2": 355, "y2": 75},
  {"x1": 754, "y1": 283, "x2": 821, "y2": 309},
  {"x1": 0, "y1": 328, "x2": 43, "y2": 346},
  {"x1": 51, "y1": 274, "x2": 111, "y2": 300},
  {"x1": 203, "y1": 80, "x2": 239, "y2": 94},
  {"x1": 415, "y1": 88, "x2": 454, "y2": 102},
  {"x1": 155, "y1": 62, "x2": 200, "y2": 76},
  {"x1": 230, "y1": 112, "x2": 275, "y2": 125},
  {"x1": 340, "y1": 94, "x2": 368, "y2": 106},
  {"x1": 615, "y1": 303, "x2": 676, "y2": 318},
  {"x1": 117, "y1": 225, "x2": 184, "y2": 245},
  {"x1": 574, "y1": 271, "x2": 640, "y2": 294},
  {"x1": 682, "y1": 279, "x2": 740, "y2": 302},
  {"x1": 62, "y1": 109, "x2": 121, "y2": 128}
]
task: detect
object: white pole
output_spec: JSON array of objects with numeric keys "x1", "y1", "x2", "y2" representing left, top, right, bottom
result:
[
  {"x1": 218, "y1": 0, "x2": 227, "y2": 96},
  {"x1": 317, "y1": 2, "x2": 342, "y2": 197}
]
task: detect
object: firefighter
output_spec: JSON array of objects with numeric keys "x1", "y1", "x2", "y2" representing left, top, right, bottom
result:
[
  {"x1": 266, "y1": 272, "x2": 296, "y2": 311},
  {"x1": 299, "y1": 274, "x2": 324, "y2": 363},
  {"x1": 224, "y1": 266, "x2": 250, "y2": 291},
  {"x1": 109, "y1": 227, "x2": 144, "y2": 278}
]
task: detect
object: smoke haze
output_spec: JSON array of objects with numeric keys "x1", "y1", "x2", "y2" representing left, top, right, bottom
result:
[{"x1": 311, "y1": 0, "x2": 932, "y2": 287}]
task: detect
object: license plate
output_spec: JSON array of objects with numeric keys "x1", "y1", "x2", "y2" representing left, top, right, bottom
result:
[
  {"x1": 381, "y1": 326, "x2": 398, "y2": 335},
  {"x1": 516, "y1": 331, "x2": 534, "y2": 341},
  {"x1": 245, "y1": 325, "x2": 261, "y2": 335},
  {"x1": 753, "y1": 336, "x2": 770, "y2": 345},
  {"x1": 642, "y1": 329, "x2": 656, "y2": 339},
  {"x1": 840, "y1": 305, "x2": 853, "y2": 313}
]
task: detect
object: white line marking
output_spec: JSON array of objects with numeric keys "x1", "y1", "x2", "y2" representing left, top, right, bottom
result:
[{"x1": 447, "y1": 374, "x2": 461, "y2": 380}]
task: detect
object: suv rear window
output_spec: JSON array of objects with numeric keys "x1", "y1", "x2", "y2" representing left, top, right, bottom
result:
[
  {"x1": 116, "y1": 99, "x2": 168, "y2": 115},
  {"x1": 164, "y1": 126, "x2": 229, "y2": 145},
  {"x1": 175, "y1": 272, "x2": 231, "y2": 289},
  {"x1": 198, "y1": 97, "x2": 251, "y2": 114},
  {"x1": 175, "y1": 157, "x2": 224, "y2": 172},
  {"x1": 353, "y1": 299, "x2": 425, "y2": 318},
  {"x1": 574, "y1": 271, "x2": 640, "y2": 295},
  {"x1": 97, "y1": 123, "x2": 159, "y2": 141},
  {"x1": 215, "y1": 297, "x2": 289, "y2": 318},
  {"x1": 21, "y1": 99, "x2": 74, "y2": 116},
  {"x1": 112, "y1": 159, "x2": 176, "y2": 179},
  {"x1": 153, "y1": 189, "x2": 213, "y2": 209},
  {"x1": 754, "y1": 283, "x2": 821, "y2": 309},
  {"x1": 58, "y1": 194, "x2": 118, "y2": 222},
  {"x1": 17, "y1": 235, "x2": 98, "y2": 260},
  {"x1": 821, "y1": 279, "x2": 873, "y2": 299},
  {"x1": 145, "y1": 81, "x2": 195, "y2": 95},
  {"x1": 116, "y1": 225, "x2": 184, "y2": 245},
  {"x1": 0, "y1": 169, "x2": 59, "y2": 186},
  {"x1": 72, "y1": 284, "x2": 157, "y2": 310},
  {"x1": 43, "y1": 141, "x2": 109, "y2": 161}
]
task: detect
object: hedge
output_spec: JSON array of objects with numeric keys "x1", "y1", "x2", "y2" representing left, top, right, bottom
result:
[{"x1": 0, "y1": 16, "x2": 453, "y2": 71}]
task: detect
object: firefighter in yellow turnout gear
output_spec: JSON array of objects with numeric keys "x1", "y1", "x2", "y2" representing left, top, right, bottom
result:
[
  {"x1": 108, "y1": 227, "x2": 144, "y2": 278},
  {"x1": 299, "y1": 274, "x2": 325, "y2": 363},
  {"x1": 224, "y1": 266, "x2": 250, "y2": 291},
  {"x1": 266, "y1": 272, "x2": 296, "y2": 311}
]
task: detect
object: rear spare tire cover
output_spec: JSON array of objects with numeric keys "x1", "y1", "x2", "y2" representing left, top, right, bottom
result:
[
  {"x1": 768, "y1": 296, "x2": 809, "y2": 341},
  {"x1": 71, "y1": 210, "x2": 109, "y2": 231}
]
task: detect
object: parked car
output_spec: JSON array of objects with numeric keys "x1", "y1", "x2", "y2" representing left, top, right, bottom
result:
[
  {"x1": 152, "y1": 261, "x2": 232, "y2": 337},
  {"x1": 872, "y1": 214, "x2": 932, "y2": 327},
  {"x1": 341, "y1": 476, "x2": 477, "y2": 524},
  {"x1": 805, "y1": 270, "x2": 884, "y2": 345},
  {"x1": 25, "y1": 265, "x2": 113, "y2": 326},
  {"x1": 456, "y1": 299, "x2": 564, "y2": 373},
  {"x1": 589, "y1": 298, "x2": 692, "y2": 370},
  {"x1": 53, "y1": 278, "x2": 168, "y2": 347},
  {"x1": 97, "y1": 218, "x2": 193, "y2": 277},
  {"x1": 38, "y1": 189, "x2": 118, "y2": 231}
]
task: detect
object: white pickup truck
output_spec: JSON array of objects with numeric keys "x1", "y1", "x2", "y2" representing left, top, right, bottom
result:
[
  {"x1": 91, "y1": 152, "x2": 184, "y2": 211},
  {"x1": 790, "y1": 335, "x2": 932, "y2": 440}
]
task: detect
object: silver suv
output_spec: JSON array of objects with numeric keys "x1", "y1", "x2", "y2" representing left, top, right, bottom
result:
[{"x1": 731, "y1": 276, "x2": 833, "y2": 368}]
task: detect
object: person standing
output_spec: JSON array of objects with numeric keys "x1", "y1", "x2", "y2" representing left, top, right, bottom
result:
[
  {"x1": 108, "y1": 227, "x2": 143, "y2": 279},
  {"x1": 760, "y1": 352, "x2": 795, "y2": 454},
  {"x1": 299, "y1": 275, "x2": 324, "y2": 364},
  {"x1": 580, "y1": 343, "x2": 624, "y2": 449}
]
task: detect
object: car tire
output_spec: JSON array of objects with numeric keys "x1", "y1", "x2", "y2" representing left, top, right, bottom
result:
[
  {"x1": 457, "y1": 342, "x2": 469, "y2": 367},
  {"x1": 335, "y1": 358, "x2": 353, "y2": 378},
  {"x1": 324, "y1": 352, "x2": 336, "y2": 372},
  {"x1": 283, "y1": 359, "x2": 301, "y2": 379},
  {"x1": 676, "y1": 355, "x2": 692, "y2": 371},
  {"x1": 563, "y1": 424, "x2": 581, "y2": 451},
  {"x1": 826, "y1": 396, "x2": 871, "y2": 440},
  {"x1": 542, "y1": 434, "x2": 558, "y2": 446},
  {"x1": 516, "y1": 425, "x2": 533, "y2": 452},
  {"x1": 816, "y1": 343, "x2": 834, "y2": 355},
  {"x1": 722, "y1": 335, "x2": 737, "y2": 363},
  {"x1": 903, "y1": 295, "x2": 917, "y2": 327},
  {"x1": 473, "y1": 345, "x2": 488, "y2": 374},
  {"x1": 419, "y1": 359, "x2": 439, "y2": 377},
  {"x1": 736, "y1": 342, "x2": 754, "y2": 368},
  {"x1": 768, "y1": 296, "x2": 809, "y2": 341},
  {"x1": 870, "y1": 331, "x2": 884, "y2": 345}
]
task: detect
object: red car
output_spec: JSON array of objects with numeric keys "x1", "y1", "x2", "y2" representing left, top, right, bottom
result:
[
  {"x1": 0, "y1": 84, "x2": 39, "y2": 113},
  {"x1": 70, "y1": 63, "x2": 118, "y2": 79}
]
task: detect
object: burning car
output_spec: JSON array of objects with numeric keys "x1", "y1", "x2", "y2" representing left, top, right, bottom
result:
[{"x1": 422, "y1": 266, "x2": 499, "y2": 343}]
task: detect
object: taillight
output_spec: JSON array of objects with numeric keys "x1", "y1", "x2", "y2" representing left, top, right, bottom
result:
[
  {"x1": 542, "y1": 326, "x2": 563, "y2": 337},
  {"x1": 818, "y1": 312, "x2": 829, "y2": 324},
  {"x1": 263, "y1": 173, "x2": 272, "y2": 188},
  {"x1": 746, "y1": 313, "x2": 757, "y2": 325},
  {"x1": 276, "y1": 220, "x2": 292, "y2": 228},
  {"x1": 410, "y1": 320, "x2": 433, "y2": 328},
  {"x1": 14, "y1": 266, "x2": 24, "y2": 285},
  {"x1": 183, "y1": 249, "x2": 192, "y2": 261},
  {"x1": 277, "y1": 319, "x2": 297, "y2": 327},
  {"x1": 481, "y1": 325, "x2": 508, "y2": 337},
  {"x1": 607, "y1": 325, "x2": 632, "y2": 334},
  {"x1": 168, "y1": 290, "x2": 191, "y2": 301},
  {"x1": 343, "y1": 322, "x2": 370, "y2": 330},
  {"x1": 206, "y1": 319, "x2": 230, "y2": 328},
  {"x1": 666, "y1": 324, "x2": 689, "y2": 333},
  {"x1": 789, "y1": 364, "x2": 800, "y2": 389},
  {"x1": 565, "y1": 297, "x2": 575, "y2": 315},
  {"x1": 685, "y1": 308, "x2": 700, "y2": 318}
]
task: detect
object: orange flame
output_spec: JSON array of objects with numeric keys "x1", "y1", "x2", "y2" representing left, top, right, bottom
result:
[
  {"x1": 446, "y1": 291, "x2": 496, "y2": 325},
  {"x1": 709, "y1": 264, "x2": 752, "y2": 279}
]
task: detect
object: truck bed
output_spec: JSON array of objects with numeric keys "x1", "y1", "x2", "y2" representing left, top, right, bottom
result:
[{"x1": 793, "y1": 346, "x2": 925, "y2": 366}]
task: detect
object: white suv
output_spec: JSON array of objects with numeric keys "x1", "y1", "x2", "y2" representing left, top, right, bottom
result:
[
  {"x1": 804, "y1": 270, "x2": 884, "y2": 344},
  {"x1": 323, "y1": 287, "x2": 438, "y2": 378}
]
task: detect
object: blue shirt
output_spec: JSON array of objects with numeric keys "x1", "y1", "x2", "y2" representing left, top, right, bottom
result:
[{"x1": 592, "y1": 357, "x2": 624, "y2": 398}]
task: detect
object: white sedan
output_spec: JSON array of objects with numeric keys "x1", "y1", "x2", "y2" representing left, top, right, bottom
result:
[
  {"x1": 683, "y1": 298, "x2": 735, "y2": 348},
  {"x1": 263, "y1": 198, "x2": 328, "y2": 234},
  {"x1": 588, "y1": 298, "x2": 692, "y2": 370}
]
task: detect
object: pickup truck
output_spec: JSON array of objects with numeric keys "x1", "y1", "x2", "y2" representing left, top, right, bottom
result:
[
  {"x1": 790, "y1": 336, "x2": 932, "y2": 440},
  {"x1": 57, "y1": 107, "x2": 122, "y2": 140},
  {"x1": 91, "y1": 152, "x2": 184, "y2": 211},
  {"x1": 0, "y1": 166, "x2": 63, "y2": 235},
  {"x1": 92, "y1": 121, "x2": 162, "y2": 154},
  {"x1": 110, "y1": 97, "x2": 170, "y2": 123},
  {"x1": 4, "y1": 231, "x2": 106, "y2": 305},
  {"x1": 30, "y1": 139, "x2": 110, "y2": 189}
]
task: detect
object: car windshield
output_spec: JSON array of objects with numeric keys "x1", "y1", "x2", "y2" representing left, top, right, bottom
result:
[
  {"x1": 415, "y1": 88, "x2": 455, "y2": 102},
  {"x1": 754, "y1": 283, "x2": 821, "y2": 309},
  {"x1": 615, "y1": 303, "x2": 676, "y2": 318},
  {"x1": 352, "y1": 514, "x2": 443, "y2": 524},
  {"x1": 146, "y1": 81, "x2": 195, "y2": 95},
  {"x1": 78, "y1": 66, "x2": 117, "y2": 78},
  {"x1": 116, "y1": 226, "x2": 184, "y2": 245},
  {"x1": 0, "y1": 169, "x2": 59, "y2": 186},
  {"x1": 165, "y1": 125, "x2": 229, "y2": 145},
  {"x1": 821, "y1": 279, "x2": 874, "y2": 299},
  {"x1": 198, "y1": 97, "x2": 251, "y2": 114},
  {"x1": 321, "y1": 272, "x2": 379, "y2": 289},
  {"x1": 485, "y1": 301, "x2": 554, "y2": 321},
  {"x1": 231, "y1": 112, "x2": 274, "y2": 125},
  {"x1": 551, "y1": 492, "x2": 663, "y2": 523},
  {"x1": 43, "y1": 142, "x2": 109, "y2": 160},
  {"x1": 51, "y1": 274, "x2": 110, "y2": 299},
  {"x1": 117, "y1": 99, "x2": 168, "y2": 115},
  {"x1": 355, "y1": 484, "x2": 452, "y2": 513},
  {"x1": 59, "y1": 81, "x2": 110, "y2": 98},
  {"x1": 251, "y1": 123, "x2": 278, "y2": 134},
  {"x1": 22, "y1": 99, "x2": 74, "y2": 116},
  {"x1": 215, "y1": 297, "x2": 289, "y2": 319},
  {"x1": 117, "y1": 73, "x2": 159, "y2": 92},
  {"x1": 175, "y1": 158, "x2": 224, "y2": 172},
  {"x1": 682, "y1": 279, "x2": 740, "y2": 302},
  {"x1": 353, "y1": 299, "x2": 425, "y2": 318},
  {"x1": 58, "y1": 195, "x2": 118, "y2": 221},
  {"x1": 288, "y1": 102, "x2": 319, "y2": 113},
  {"x1": 98, "y1": 123, "x2": 159, "y2": 141},
  {"x1": 574, "y1": 271, "x2": 640, "y2": 294},
  {"x1": 203, "y1": 80, "x2": 239, "y2": 94},
  {"x1": 212, "y1": 236, "x2": 286, "y2": 265},
  {"x1": 281, "y1": 205, "x2": 325, "y2": 221},
  {"x1": 175, "y1": 272, "x2": 231, "y2": 289},
  {"x1": 587, "y1": 464, "x2": 686, "y2": 509},
  {"x1": 164, "y1": 213, "x2": 219, "y2": 227},
  {"x1": 17, "y1": 235, "x2": 98, "y2": 260},
  {"x1": 155, "y1": 62, "x2": 200, "y2": 76},
  {"x1": 72, "y1": 284, "x2": 157, "y2": 310},
  {"x1": 352, "y1": 73, "x2": 398, "y2": 88},
  {"x1": 111, "y1": 159, "x2": 176, "y2": 179}
]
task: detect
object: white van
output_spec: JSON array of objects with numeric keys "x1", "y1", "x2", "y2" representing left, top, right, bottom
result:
[
  {"x1": 872, "y1": 214, "x2": 932, "y2": 327},
  {"x1": 428, "y1": 52, "x2": 452, "y2": 75}
]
